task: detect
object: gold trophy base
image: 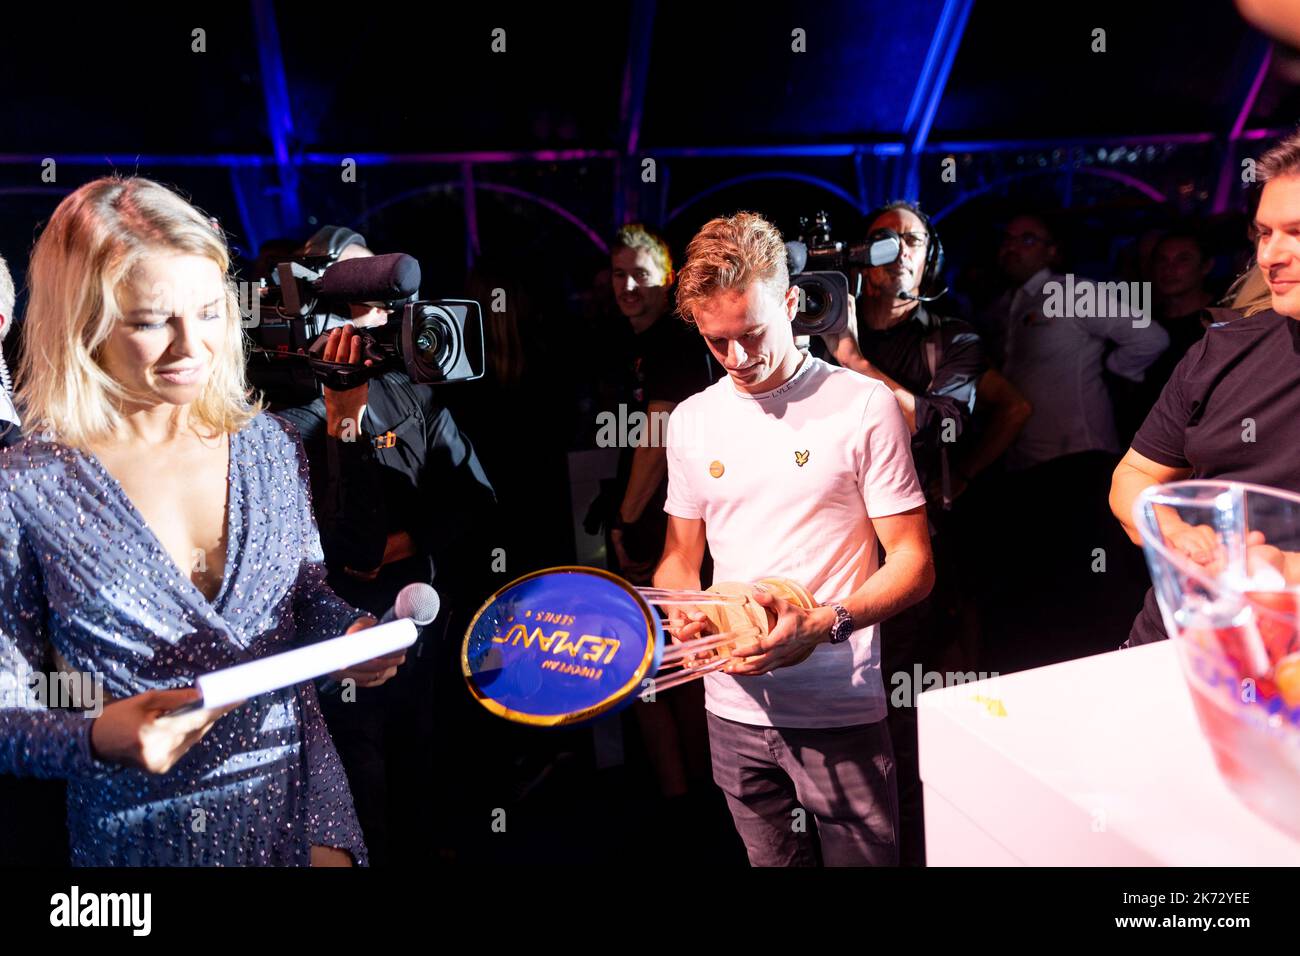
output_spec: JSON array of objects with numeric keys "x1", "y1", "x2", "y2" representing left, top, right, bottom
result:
[{"x1": 695, "y1": 577, "x2": 817, "y2": 662}]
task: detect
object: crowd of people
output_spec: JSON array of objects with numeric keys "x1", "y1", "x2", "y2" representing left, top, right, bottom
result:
[{"x1": 1, "y1": 127, "x2": 1298, "y2": 867}]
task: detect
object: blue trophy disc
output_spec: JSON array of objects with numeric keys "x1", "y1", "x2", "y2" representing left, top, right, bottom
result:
[{"x1": 462, "y1": 566, "x2": 664, "y2": 725}]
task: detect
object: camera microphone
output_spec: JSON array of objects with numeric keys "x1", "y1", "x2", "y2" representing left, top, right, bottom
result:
[{"x1": 317, "y1": 253, "x2": 422, "y2": 303}]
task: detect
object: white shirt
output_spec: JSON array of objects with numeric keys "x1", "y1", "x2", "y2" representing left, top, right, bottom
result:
[
  {"x1": 994, "y1": 268, "x2": 1169, "y2": 470},
  {"x1": 664, "y1": 353, "x2": 925, "y2": 728}
]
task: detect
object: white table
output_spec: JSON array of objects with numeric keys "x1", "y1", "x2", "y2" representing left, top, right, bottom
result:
[{"x1": 918, "y1": 640, "x2": 1300, "y2": 865}]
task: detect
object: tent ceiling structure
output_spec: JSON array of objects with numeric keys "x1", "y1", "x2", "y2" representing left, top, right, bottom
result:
[{"x1": 0, "y1": 0, "x2": 1294, "y2": 263}]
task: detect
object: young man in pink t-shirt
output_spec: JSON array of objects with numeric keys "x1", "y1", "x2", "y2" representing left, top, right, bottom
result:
[{"x1": 654, "y1": 212, "x2": 935, "y2": 866}]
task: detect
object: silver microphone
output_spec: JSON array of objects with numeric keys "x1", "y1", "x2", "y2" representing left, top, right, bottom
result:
[
  {"x1": 316, "y1": 583, "x2": 441, "y2": 695},
  {"x1": 379, "y1": 582, "x2": 441, "y2": 627}
]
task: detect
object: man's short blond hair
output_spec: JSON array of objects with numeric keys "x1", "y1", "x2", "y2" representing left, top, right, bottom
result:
[
  {"x1": 675, "y1": 212, "x2": 788, "y2": 324},
  {"x1": 612, "y1": 224, "x2": 674, "y2": 284}
]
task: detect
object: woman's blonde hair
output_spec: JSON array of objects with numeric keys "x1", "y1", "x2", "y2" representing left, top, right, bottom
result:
[
  {"x1": 17, "y1": 176, "x2": 260, "y2": 448},
  {"x1": 1224, "y1": 263, "x2": 1273, "y2": 317}
]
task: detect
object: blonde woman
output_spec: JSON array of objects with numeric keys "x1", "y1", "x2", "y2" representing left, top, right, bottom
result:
[{"x1": 0, "y1": 177, "x2": 404, "y2": 865}]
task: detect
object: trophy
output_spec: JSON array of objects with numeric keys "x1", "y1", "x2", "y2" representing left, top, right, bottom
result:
[
  {"x1": 461, "y1": 566, "x2": 816, "y2": 726},
  {"x1": 1135, "y1": 480, "x2": 1300, "y2": 839}
]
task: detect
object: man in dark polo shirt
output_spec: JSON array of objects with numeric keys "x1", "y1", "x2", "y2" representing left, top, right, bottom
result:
[{"x1": 1110, "y1": 131, "x2": 1300, "y2": 647}]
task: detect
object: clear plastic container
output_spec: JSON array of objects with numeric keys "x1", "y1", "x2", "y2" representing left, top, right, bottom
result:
[{"x1": 1135, "y1": 481, "x2": 1300, "y2": 838}]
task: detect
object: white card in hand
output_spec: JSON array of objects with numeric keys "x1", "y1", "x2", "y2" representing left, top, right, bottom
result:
[{"x1": 194, "y1": 618, "x2": 418, "y2": 708}]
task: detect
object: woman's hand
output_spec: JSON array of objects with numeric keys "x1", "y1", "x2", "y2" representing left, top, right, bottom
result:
[
  {"x1": 329, "y1": 616, "x2": 406, "y2": 688},
  {"x1": 89, "y1": 688, "x2": 243, "y2": 774}
]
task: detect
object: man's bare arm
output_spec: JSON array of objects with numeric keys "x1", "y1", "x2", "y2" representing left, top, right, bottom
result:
[
  {"x1": 728, "y1": 505, "x2": 934, "y2": 675},
  {"x1": 1109, "y1": 447, "x2": 1192, "y2": 545},
  {"x1": 833, "y1": 505, "x2": 934, "y2": 630},
  {"x1": 653, "y1": 514, "x2": 706, "y2": 592},
  {"x1": 820, "y1": 297, "x2": 918, "y2": 432},
  {"x1": 618, "y1": 400, "x2": 675, "y2": 523},
  {"x1": 651, "y1": 515, "x2": 711, "y2": 648}
]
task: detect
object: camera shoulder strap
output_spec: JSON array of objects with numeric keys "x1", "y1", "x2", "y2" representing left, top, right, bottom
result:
[
  {"x1": 918, "y1": 305, "x2": 945, "y2": 389},
  {"x1": 917, "y1": 305, "x2": 952, "y2": 513}
]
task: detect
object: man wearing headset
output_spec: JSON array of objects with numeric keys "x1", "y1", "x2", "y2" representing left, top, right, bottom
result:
[
  {"x1": 818, "y1": 200, "x2": 1032, "y2": 866},
  {"x1": 820, "y1": 202, "x2": 1031, "y2": 507}
]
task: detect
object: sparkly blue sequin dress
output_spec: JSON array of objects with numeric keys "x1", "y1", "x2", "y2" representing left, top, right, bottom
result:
[{"x1": 0, "y1": 413, "x2": 369, "y2": 865}]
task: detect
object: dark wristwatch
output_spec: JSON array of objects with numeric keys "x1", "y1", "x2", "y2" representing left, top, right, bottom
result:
[{"x1": 828, "y1": 604, "x2": 854, "y2": 644}]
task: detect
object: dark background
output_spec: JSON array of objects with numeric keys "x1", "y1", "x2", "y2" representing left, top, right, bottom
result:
[{"x1": 0, "y1": 1, "x2": 1292, "y2": 314}]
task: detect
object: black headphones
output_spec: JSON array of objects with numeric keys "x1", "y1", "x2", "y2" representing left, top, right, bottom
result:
[
  {"x1": 864, "y1": 201, "x2": 945, "y2": 298},
  {"x1": 295, "y1": 224, "x2": 368, "y2": 264}
]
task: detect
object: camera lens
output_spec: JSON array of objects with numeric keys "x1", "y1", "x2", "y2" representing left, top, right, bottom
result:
[
  {"x1": 802, "y1": 287, "x2": 826, "y2": 319},
  {"x1": 416, "y1": 324, "x2": 442, "y2": 356},
  {"x1": 399, "y1": 300, "x2": 479, "y2": 384},
  {"x1": 791, "y1": 273, "x2": 848, "y2": 336},
  {"x1": 415, "y1": 309, "x2": 451, "y2": 364},
  {"x1": 795, "y1": 276, "x2": 830, "y2": 321}
]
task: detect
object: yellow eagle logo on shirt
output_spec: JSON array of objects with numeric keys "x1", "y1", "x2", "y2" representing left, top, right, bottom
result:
[{"x1": 794, "y1": 450, "x2": 810, "y2": 467}]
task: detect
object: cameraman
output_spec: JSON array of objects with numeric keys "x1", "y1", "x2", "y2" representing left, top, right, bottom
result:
[
  {"x1": 273, "y1": 227, "x2": 496, "y2": 865},
  {"x1": 817, "y1": 200, "x2": 1031, "y2": 866},
  {"x1": 820, "y1": 202, "x2": 1031, "y2": 506}
]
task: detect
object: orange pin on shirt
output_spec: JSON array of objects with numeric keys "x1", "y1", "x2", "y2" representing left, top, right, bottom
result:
[{"x1": 709, "y1": 461, "x2": 725, "y2": 478}]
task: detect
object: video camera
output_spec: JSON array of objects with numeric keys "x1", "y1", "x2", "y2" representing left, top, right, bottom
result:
[
  {"x1": 785, "y1": 210, "x2": 904, "y2": 336},
  {"x1": 244, "y1": 243, "x2": 485, "y2": 408}
]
